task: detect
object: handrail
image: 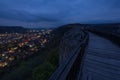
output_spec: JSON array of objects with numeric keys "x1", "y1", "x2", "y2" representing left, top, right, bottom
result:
[{"x1": 49, "y1": 33, "x2": 89, "y2": 80}]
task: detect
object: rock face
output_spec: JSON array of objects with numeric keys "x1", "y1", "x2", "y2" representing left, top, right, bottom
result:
[{"x1": 59, "y1": 26, "x2": 85, "y2": 64}]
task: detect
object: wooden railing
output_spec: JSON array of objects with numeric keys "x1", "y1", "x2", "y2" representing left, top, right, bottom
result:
[{"x1": 49, "y1": 32, "x2": 89, "y2": 80}]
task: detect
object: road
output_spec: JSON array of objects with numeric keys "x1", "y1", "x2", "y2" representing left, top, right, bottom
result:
[{"x1": 77, "y1": 32, "x2": 120, "y2": 80}]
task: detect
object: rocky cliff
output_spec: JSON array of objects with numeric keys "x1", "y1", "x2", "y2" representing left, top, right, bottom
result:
[{"x1": 59, "y1": 25, "x2": 86, "y2": 64}]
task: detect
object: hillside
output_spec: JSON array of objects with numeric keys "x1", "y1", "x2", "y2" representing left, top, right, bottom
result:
[
  {"x1": 88, "y1": 23, "x2": 120, "y2": 34},
  {"x1": 0, "y1": 26, "x2": 27, "y2": 33}
]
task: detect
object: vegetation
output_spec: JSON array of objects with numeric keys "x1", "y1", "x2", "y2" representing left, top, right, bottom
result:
[{"x1": 32, "y1": 48, "x2": 59, "y2": 80}]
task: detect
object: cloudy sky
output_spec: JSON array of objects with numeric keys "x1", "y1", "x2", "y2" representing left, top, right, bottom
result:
[{"x1": 0, "y1": 0, "x2": 120, "y2": 28}]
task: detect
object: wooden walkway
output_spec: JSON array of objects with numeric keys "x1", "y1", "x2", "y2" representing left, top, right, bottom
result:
[{"x1": 77, "y1": 33, "x2": 120, "y2": 80}]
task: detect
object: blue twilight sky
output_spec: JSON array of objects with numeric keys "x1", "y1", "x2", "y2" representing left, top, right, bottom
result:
[{"x1": 0, "y1": 0, "x2": 120, "y2": 28}]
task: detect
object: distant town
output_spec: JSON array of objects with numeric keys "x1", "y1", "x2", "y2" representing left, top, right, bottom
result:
[{"x1": 0, "y1": 28, "x2": 52, "y2": 68}]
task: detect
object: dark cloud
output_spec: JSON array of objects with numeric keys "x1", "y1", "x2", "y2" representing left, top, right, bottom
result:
[
  {"x1": 0, "y1": 0, "x2": 120, "y2": 28},
  {"x1": 0, "y1": 9, "x2": 60, "y2": 22}
]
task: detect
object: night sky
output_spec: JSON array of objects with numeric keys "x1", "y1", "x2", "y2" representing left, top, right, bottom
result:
[{"x1": 0, "y1": 0, "x2": 120, "y2": 28}]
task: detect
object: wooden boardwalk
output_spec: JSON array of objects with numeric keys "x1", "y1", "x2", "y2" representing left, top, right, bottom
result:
[{"x1": 78, "y1": 33, "x2": 120, "y2": 80}]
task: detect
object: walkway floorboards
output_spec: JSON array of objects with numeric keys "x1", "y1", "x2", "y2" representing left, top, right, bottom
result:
[{"x1": 78, "y1": 33, "x2": 120, "y2": 80}]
